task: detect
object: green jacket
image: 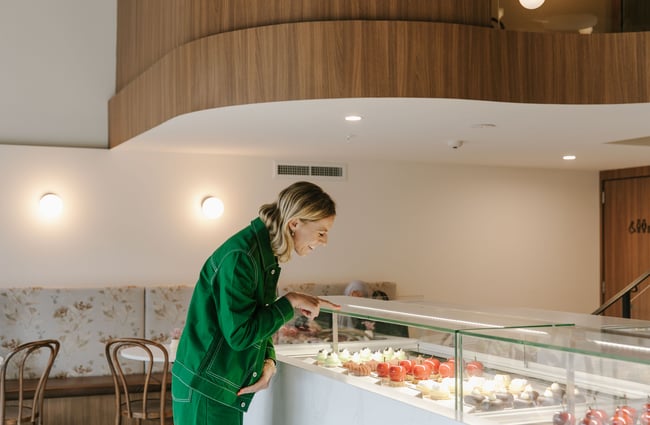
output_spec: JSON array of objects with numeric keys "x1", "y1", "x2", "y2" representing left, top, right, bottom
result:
[{"x1": 171, "y1": 218, "x2": 295, "y2": 412}]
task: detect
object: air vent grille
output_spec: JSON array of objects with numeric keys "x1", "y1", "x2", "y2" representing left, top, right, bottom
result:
[
  {"x1": 310, "y1": 166, "x2": 343, "y2": 177},
  {"x1": 277, "y1": 164, "x2": 310, "y2": 176},
  {"x1": 274, "y1": 162, "x2": 346, "y2": 180}
]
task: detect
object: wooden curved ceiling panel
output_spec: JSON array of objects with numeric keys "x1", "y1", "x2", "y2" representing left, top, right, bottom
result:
[
  {"x1": 115, "y1": 0, "x2": 490, "y2": 90},
  {"x1": 109, "y1": 20, "x2": 650, "y2": 148}
]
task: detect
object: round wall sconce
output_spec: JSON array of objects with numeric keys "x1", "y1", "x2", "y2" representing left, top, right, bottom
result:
[
  {"x1": 519, "y1": 0, "x2": 545, "y2": 9},
  {"x1": 201, "y1": 196, "x2": 224, "y2": 219},
  {"x1": 39, "y1": 193, "x2": 63, "y2": 219}
]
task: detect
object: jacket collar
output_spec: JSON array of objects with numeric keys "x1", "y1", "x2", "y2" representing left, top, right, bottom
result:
[{"x1": 251, "y1": 217, "x2": 278, "y2": 269}]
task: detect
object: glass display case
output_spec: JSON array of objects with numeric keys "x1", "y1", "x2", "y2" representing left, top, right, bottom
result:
[
  {"x1": 272, "y1": 296, "x2": 650, "y2": 425},
  {"x1": 457, "y1": 326, "x2": 650, "y2": 425}
]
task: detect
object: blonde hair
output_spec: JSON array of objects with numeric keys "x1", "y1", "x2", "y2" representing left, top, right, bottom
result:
[{"x1": 259, "y1": 181, "x2": 336, "y2": 263}]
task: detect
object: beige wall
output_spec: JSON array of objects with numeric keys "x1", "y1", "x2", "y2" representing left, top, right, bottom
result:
[{"x1": 0, "y1": 144, "x2": 599, "y2": 313}]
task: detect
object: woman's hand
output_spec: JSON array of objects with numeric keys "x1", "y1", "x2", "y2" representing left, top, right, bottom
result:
[
  {"x1": 284, "y1": 292, "x2": 340, "y2": 318},
  {"x1": 237, "y1": 359, "x2": 276, "y2": 396}
]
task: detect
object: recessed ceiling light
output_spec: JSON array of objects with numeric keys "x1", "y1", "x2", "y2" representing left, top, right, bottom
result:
[
  {"x1": 345, "y1": 115, "x2": 362, "y2": 122},
  {"x1": 563, "y1": 155, "x2": 577, "y2": 161}
]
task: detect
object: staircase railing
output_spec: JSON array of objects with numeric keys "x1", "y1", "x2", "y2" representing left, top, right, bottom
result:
[{"x1": 592, "y1": 269, "x2": 650, "y2": 317}]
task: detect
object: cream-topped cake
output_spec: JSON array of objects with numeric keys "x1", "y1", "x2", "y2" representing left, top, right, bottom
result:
[
  {"x1": 394, "y1": 348, "x2": 407, "y2": 361},
  {"x1": 508, "y1": 378, "x2": 528, "y2": 394},
  {"x1": 383, "y1": 347, "x2": 395, "y2": 361},
  {"x1": 337, "y1": 348, "x2": 351, "y2": 363},
  {"x1": 441, "y1": 377, "x2": 456, "y2": 393},
  {"x1": 316, "y1": 349, "x2": 329, "y2": 365},
  {"x1": 359, "y1": 347, "x2": 373, "y2": 363},
  {"x1": 465, "y1": 376, "x2": 486, "y2": 393},
  {"x1": 418, "y1": 380, "x2": 451, "y2": 400},
  {"x1": 324, "y1": 352, "x2": 342, "y2": 368},
  {"x1": 493, "y1": 374, "x2": 511, "y2": 390},
  {"x1": 371, "y1": 350, "x2": 384, "y2": 362}
]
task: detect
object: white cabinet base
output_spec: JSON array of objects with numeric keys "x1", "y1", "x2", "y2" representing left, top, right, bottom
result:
[{"x1": 245, "y1": 360, "x2": 481, "y2": 425}]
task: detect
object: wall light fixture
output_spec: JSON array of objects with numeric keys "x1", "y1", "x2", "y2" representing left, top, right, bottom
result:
[
  {"x1": 519, "y1": 0, "x2": 545, "y2": 9},
  {"x1": 39, "y1": 193, "x2": 63, "y2": 219},
  {"x1": 201, "y1": 196, "x2": 224, "y2": 219}
]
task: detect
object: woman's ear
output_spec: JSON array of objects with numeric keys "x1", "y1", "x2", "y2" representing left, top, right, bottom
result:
[{"x1": 288, "y1": 218, "x2": 300, "y2": 232}]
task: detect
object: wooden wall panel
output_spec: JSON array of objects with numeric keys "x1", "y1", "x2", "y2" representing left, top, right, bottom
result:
[
  {"x1": 43, "y1": 394, "x2": 115, "y2": 425},
  {"x1": 109, "y1": 20, "x2": 650, "y2": 148},
  {"x1": 115, "y1": 0, "x2": 491, "y2": 90}
]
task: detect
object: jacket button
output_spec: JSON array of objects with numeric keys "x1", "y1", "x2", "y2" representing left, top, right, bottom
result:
[
  {"x1": 252, "y1": 372, "x2": 258, "y2": 378},
  {"x1": 241, "y1": 402, "x2": 246, "y2": 408},
  {"x1": 271, "y1": 269, "x2": 276, "y2": 275}
]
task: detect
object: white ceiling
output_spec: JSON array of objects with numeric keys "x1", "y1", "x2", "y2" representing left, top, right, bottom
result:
[{"x1": 3, "y1": 1, "x2": 650, "y2": 171}]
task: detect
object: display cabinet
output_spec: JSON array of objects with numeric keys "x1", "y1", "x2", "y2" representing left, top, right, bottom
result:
[
  {"x1": 457, "y1": 326, "x2": 650, "y2": 425},
  {"x1": 268, "y1": 296, "x2": 650, "y2": 425},
  {"x1": 272, "y1": 296, "x2": 568, "y2": 425}
]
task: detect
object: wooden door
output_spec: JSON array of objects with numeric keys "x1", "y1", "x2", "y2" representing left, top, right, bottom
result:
[{"x1": 601, "y1": 169, "x2": 650, "y2": 319}]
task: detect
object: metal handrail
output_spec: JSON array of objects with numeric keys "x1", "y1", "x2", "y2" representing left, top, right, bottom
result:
[{"x1": 592, "y1": 269, "x2": 650, "y2": 316}]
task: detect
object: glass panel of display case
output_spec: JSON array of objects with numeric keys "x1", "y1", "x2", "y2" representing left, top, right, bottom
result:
[
  {"x1": 456, "y1": 326, "x2": 650, "y2": 425},
  {"x1": 275, "y1": 296, "x2": 572, "y2": 423},
  {"x1": 473, "y1": 306, "x2": 650, "y2": 330},
  {"x1": 276, "y1": 297, "x2": 567, "y2": 350}
]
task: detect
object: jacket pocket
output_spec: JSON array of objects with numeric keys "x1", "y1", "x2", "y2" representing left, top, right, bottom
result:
[{"x1": 171, "y1": 378, "x2": 193, "y2": 403}]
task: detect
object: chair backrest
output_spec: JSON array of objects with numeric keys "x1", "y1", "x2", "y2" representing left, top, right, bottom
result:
[
  {"x1": 0, "y1": 339, "x2": 60, "y2": 425},
  {"x1": 104, "y1": 338, "x2": 171, "y2": 425}
]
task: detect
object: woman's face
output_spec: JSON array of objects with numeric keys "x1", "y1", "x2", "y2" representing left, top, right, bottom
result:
[{"x1": 290, "y1": 215, "x2": 335, "y2": 256}]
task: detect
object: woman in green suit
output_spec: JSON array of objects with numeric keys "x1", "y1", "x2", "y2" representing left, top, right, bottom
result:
[{"x1": 172, "y1": 181, "x2": 339, "y2": 425}]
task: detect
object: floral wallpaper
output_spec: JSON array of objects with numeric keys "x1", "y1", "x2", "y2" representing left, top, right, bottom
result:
[
  {"x1": 0, "y1": 286, "x2": 145, "y2": 378},
  {"x1": 144, "y1": 285, "x2": 193, "y2": 344},
  {"x1": 0, "y1": 282, "x2": 393, "y2": 380}
]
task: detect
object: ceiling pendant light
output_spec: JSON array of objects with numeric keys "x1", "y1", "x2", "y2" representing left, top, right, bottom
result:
[{"x1": 519, "y1": 0, "x2": 545, "y2": 9}]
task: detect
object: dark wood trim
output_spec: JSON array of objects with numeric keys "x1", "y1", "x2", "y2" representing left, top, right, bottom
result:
[
  {"x1": 4, "y1": 373, "x2": 169, "y2": 400},
  {"x1": 600, "y1": 166, "x2": 650, "y2": 181}
]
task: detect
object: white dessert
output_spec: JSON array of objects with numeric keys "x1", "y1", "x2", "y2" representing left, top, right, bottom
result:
[
  {"x1": 441, "y1": 377, "x2": 456, "y2": 393},
  {"x1": 481, "y1": 380, "x2": 496, "y2": 395},
  {"x1": 359, "y1": 347, "x2": 373, "y2": 362},
  {"x1": 371, "y1": 350, "x2": 384, "y2": 362},
  {"x1": 324, "y1": 352, "x2": 342, "y2": 368},
  {"x1": 316, "y1": 349, "x2": 329, "y2": 365},
  {"x1": 493, "y1": 374, "x2": 511, "y2": 389},
  {"x1": 466, "y1": 376, "x2": 486, "y2": 390},
  {"x1": 394, "y1": 348, "x2": 407, "y2": 361},
  {"x1": 417, "y1": 379, "x2": 451, "y2": 400},
  {"x1": 338, "y1": 348, "x2": 351, "y2": 363},
  {"x1": 383, "y1": 347, "x2": 395, "y2": 361},
  {"x1": 508, "y1": 378, "x2": 528, "y2": 394}
]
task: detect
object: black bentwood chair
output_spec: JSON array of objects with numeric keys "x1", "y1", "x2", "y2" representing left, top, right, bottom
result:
[{"x1": 0, "y1": 339, "x2": 60, "y2": 425}]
